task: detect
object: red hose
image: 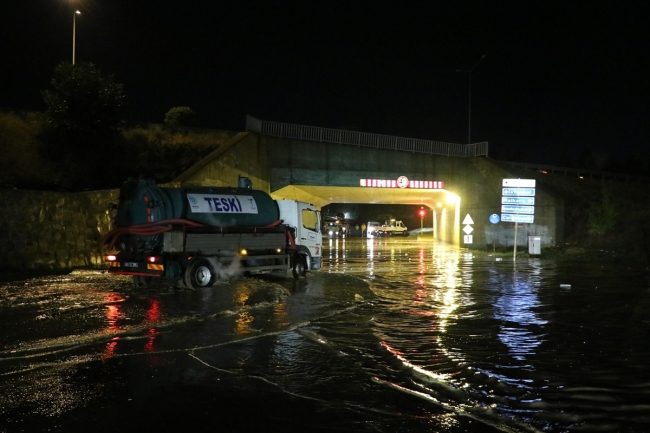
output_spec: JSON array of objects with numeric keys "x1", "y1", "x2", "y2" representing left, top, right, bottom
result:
[
  {"x1": 265, "y1": 219, "x2": 283, "y2": 227},
  {"x1": 286, "y1": 228, "x2": 296, "y2": 250},
  {"x1": 103, "y1": 219, "x2": 206, "y2": 250},
  {"x1": 103, "y1": 219, "x2": 292, "y2": 251}
]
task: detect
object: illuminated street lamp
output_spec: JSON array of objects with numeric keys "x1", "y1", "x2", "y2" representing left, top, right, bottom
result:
[
  {"x1": 457, "y1": 54, "x2": 486, "y2": 144},
  {"x1": 72, "y1": 10, "x2": 81, "y2": 64}
]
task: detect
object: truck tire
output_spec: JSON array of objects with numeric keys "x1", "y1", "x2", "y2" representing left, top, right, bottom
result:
[
  {"x1": 292, "y1": 255, "x2": 307, "y2": 279},
  {"x1": 184, "y1": 259, "x2": 216, "y2": 289}
]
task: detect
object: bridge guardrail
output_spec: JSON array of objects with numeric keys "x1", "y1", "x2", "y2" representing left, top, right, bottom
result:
[{"x1": 246, "y1": 115, "x2": 488, "y2": 157}]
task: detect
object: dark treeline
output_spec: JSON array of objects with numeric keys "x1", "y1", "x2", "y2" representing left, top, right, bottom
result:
[
  {"x1": 0, "y1": 110, "x2": 232, "y2": 191},
  {"x1": 0, "y1": 62, "x2": 231, "y2": 192}
]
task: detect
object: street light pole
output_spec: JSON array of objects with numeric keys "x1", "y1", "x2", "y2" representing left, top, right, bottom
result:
[
  {"x1": 458, "y1": 54, "x2": 486, "y2": 144},
  {"x1": 72, "y1": 10, "x2": 81, "y2": 64}
]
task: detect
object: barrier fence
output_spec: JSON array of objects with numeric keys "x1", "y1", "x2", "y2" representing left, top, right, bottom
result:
[{"x1": 246, "y1": 115, "x2": 488, "y2": 157}]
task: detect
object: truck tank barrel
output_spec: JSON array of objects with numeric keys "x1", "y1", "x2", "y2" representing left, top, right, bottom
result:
[{"x1": 115, "y1": 179, "x2": 280, "y2": 228}]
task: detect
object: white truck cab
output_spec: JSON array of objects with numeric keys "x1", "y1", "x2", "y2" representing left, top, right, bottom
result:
[{"x1": 276, "y1": 200, "x2": 322, "y2": 275}]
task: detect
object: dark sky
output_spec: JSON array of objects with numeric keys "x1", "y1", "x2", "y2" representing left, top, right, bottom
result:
[{"x1": 2, "y1": 0, "x2": 649, "y2": 165}]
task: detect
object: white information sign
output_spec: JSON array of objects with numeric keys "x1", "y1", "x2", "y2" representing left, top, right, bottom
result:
[
  {"x1": 503, "y1": 179, "x2": 536, "y2": 187},
  {"x1": 502, "y1": 197, "x2": 535, "y2": 205},
  {"x1": 464, "y1": 235, "x2": 473, "y2": 244},
  {"x1": 501, "y1": 179, "x2": 536, "y2": 260},
  {"x1": 502, "y1": 188, "x2": 536, "y2": 196},
  {"x1": 501, "y1": 214, "x2": 534, "y2": 223},
  {"x1": 187, "y1": 194, "x2": 259, "y2": 214},
  {"x1": 501, "y1": 205, "x2": 535, "y2": 214}
]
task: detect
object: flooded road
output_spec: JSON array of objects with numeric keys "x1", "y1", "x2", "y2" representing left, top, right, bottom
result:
[{"x1": 1, "y1": 237, "x2": 650, "y2": 432}]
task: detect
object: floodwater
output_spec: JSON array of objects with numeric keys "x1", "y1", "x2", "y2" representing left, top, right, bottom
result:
[{"x1": 1, "y1": 237, "x2": 649, "y2": 432}]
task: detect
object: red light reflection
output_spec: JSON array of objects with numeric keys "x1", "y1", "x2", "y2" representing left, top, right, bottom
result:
[
  {"x1": 104, "y1": 339, "x2": 119, "y2": 359},
  {"x1": 144, "y1": 328, "x2": 159, "y2": 352},
  {"x1": 145, "y1": 299, "x2": 161, "y2": 322},
  {"x1": 105, "y1": 304, "x2": 120, "y2": 331}
]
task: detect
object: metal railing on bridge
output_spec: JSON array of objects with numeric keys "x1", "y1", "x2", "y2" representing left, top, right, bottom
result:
[{"x1": 246, "y1": 115, "x2": 488, "y2": 157}]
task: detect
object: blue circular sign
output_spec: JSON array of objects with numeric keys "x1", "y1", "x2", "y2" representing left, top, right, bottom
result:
[{"x1": 489, "y1": 214, "x2": 500, "y2": 224}]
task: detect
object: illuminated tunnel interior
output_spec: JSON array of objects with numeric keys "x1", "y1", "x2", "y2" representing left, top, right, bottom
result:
[{"x1": 271, "y1": 184, "x2": 461, "y2": 245}]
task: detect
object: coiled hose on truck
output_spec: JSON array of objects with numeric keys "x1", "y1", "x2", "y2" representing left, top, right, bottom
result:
[{"x1": 103, "y1": 219, "x2": 295, "y2": 251}]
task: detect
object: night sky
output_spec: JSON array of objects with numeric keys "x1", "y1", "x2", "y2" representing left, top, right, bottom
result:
[{"x1": 2, "y1": 0, "x2": 649, "y2": 166}]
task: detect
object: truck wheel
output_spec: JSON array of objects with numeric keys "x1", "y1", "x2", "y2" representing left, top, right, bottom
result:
[
  {"x1": 184, "y1": 259, "x2": 216, "y2": 289},
  {"x1": 292, "y1": 255, "x2": 307, "y2": 279}
]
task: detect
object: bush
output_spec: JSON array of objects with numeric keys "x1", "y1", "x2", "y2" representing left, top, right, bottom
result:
[
  {"x1": 0, "y1": 112, "x2": 57, "y2": 189},
  {"x1": 164, "y1": 106, "x2": 196, "y2": 127}
]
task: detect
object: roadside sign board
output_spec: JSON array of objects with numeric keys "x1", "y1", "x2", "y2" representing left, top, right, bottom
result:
[
  {"x1": 501, "y1": 214, "x2": 535, "y2": 223},
  {"x1": 501, "y1": 179, "x2": 536, "y2": 259},
  {"x1": 501, "y1": 179, "x2": 535, "y2": 225},
  {"x1": 501, "y1": 205, "x2": 535, "y2": 214},
  {"x1": 503, "y1": 179, "x2": 536, "y2": 187},
  {"x1": 502, "y1": 188, "x2": 536, "y2": 196},
  {"x1": 502, "y1": 197, "x2": 535, "y2": 205}
]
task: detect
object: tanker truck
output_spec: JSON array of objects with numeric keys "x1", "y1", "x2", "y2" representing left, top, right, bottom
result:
[{"x1": 103, "y1": 177, "x2": 322, "y2": 289}]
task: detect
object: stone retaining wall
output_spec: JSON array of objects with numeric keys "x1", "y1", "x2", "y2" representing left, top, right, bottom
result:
[{"x1": 0, "y1": 188, "x2": 119, "y2": 269}]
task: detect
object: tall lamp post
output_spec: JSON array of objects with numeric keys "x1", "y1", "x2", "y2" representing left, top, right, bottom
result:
[
  {"x1": 458, "y1": 54, "x2": 486, "y2": 144},
  {"x1": 72, "y1": 10, "x2": 81, "y2": 64}
]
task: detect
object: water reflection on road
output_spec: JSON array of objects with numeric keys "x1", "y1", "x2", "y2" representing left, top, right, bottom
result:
[
  {"x1": 323, "y1": 236, "x2": 650, "y2": 432},
  {"x1": 1, "y1": 237, "x2": 650, "y2": 432}
]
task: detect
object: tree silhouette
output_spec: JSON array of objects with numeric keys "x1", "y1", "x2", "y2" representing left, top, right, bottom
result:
[
  {"x1": 41, "y1": 62, "x2": 127, "y2": 188},
  {"x1": 164, "y1": 106, "x2": 196, "y2": 127}
]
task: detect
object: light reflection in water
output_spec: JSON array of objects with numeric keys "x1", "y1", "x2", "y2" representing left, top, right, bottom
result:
[
  {"x1": 419, "y1": 245, "x2": 462, "y2": 334},
  {"x1": 493, "y1": 263, "x2": 547, "y2": 361},
  {"x1": 103, "y1": 293, "x2": 125, "y2": 358},
  {"x1": 104, "y1": 293, "x2": 125, "y2": 331},
  {"x1": 367, "y1": 238, "x2": 375, "y2": 276},
  {"x1": 104, "y1": 339, "x2": 119, "y2": 359},
  {"x1": 235, "y1": 311, "x2": 254, "y2": 334},
  {"x1": 144, "y1": 328, "x2": 158, "y2": 352},
  {"x1": 144, "y1": 299, "x2": 161, "y2": 352},
  {"x1": 145, "y1": 299, "x2": 161, "y2": 322}
]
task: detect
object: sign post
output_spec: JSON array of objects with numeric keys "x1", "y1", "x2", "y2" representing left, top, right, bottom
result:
[{"x1": 501, "y1": 179, "x2": 536, "y2": 261}]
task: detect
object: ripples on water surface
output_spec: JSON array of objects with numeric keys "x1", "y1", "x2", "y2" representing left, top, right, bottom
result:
[
  {"x1": 1, "y1": 239, "x2": 649, "y2": 432},
  {"x1": 316, "y1": 237, "x2": 650, "y2": 432}
]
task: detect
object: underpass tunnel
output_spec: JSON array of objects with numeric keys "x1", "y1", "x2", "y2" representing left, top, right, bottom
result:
[{"x1": 271, "y1": 185, "x2": 462, "y2": 245}]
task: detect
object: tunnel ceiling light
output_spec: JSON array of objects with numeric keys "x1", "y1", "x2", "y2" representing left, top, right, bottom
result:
[{"x1": 445, "y1": 194, "x2": 458, "y2": 204}]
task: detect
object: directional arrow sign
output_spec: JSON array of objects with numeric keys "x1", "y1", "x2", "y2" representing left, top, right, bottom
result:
[
  {"x1": 501, "y1": 214, "x2": 534, "y2": 223},
  {"x1": 502, "y1": 197, "x2": 535, "y2": 205},
  {"x1": 501, "y1": 205, "x2": 535, "y2": 214},
  {"x1": 502, "y1": 188, "x2": 536, "y2": 196}
]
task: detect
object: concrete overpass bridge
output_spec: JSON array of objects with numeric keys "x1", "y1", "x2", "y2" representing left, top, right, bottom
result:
[{"x1": 168, "y1": 116, "x2": 563, "y2": 249}]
